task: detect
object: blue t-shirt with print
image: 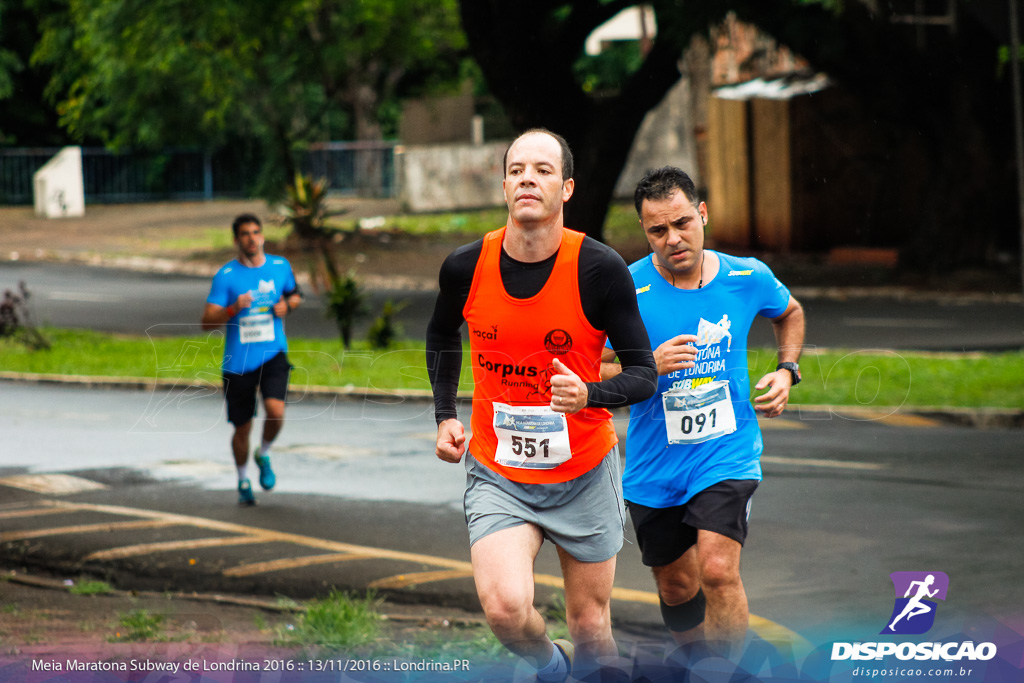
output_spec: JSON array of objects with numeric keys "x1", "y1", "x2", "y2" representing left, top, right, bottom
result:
[
  {"x1": 206, "y1": 255, "x2": 297, "y2": 375},
  {"x1": 610, "y1": 251, "x2": 791, "y2": 508}
]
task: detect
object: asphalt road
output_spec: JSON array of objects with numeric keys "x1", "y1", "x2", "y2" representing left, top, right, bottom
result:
[
  {"x1": 1, "y1": 382, "x2": 1021, "y2": 647},
  {"x1": 2, "y1": 261, "x2": 1022, "y2": 350}
]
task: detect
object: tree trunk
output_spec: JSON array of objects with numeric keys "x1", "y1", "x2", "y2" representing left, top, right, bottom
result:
[
  {"x1": 561, "y1": 104, "x2": 652, "y2": 239},
  {"x1": 459, "y1": 1, "x2": 699, "y2": 243}
]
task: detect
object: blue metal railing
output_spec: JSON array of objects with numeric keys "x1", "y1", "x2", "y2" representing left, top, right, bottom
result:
[{"x1": 0, "y1": 142, "x2": 397, "y2": 205}]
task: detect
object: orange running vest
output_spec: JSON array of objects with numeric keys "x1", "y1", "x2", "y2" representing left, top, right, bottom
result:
[{"x1": 463, "y1": 227, "x2": 617, "y2": 484}]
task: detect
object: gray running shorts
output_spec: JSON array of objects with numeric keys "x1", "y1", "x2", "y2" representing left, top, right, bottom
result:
[{"x1": 463, "y1": 446, "x2": 624, "y2": 563}]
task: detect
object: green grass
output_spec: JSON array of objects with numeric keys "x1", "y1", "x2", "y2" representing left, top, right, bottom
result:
[
  {"x1": 316, "y1": 202, "x2": 639, "y2": 241},
  {"x1": 277, "y1": 590, "x2": 382, "y2": 651},
  {"x1": 156, "y1": 224, "x2": 291, "y2": 252},
  {"x1": 603, "y1": 200, "x2": 645, "y2": 243},
  {"x1": 276, "y1": 591, "x2": 516, "y2": 662},
  {"x1": 0, "y1": 328, "x2": 444, "y2": 392},
  {"x1": 2, "y1": 328, "x2": 1021, "y2": 409},
  {"x1": 768, "y1": 349, "x2": 1024, "y2": 410},
  {"x1": 542, "y1": 592, "x2": 570, "y2": 642},
  {"x1": 109, "y1": 609, "x2": 166, "y2": 642},
  {"x1": 353, "y1": 208, "x2": 508, "y2": 237},
  {"x1": 68, "y1": 580, "x2": 113, "y2": 596}
]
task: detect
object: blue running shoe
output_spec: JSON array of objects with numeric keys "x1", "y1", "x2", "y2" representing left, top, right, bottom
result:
[
  {"x1": 255, "y1": 452, "x2": 276, "y2": 491},
  {"x1": 238, "y1": 478, "x2": 256, "y2": 506},
  {"x1": 552, "y1": 639, "x2": 574, "y2": 681}
]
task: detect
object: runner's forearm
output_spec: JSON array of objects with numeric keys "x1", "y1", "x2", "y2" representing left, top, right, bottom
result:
[
  {"x1": 201, "y1": 303, "x2": 235, "y2": 329},
  {"x1": 426, "y1": 275, "x2": 466, "y2": 424},
  {"x1": 426, "y1": 327, "x2": 463, "y2": 424},
  {"x1": 586, "y1": 343, "x2": 657, "y2": 409},
  {"x1": 772, "y1": 297, "x2": 805, "y2": 363}
]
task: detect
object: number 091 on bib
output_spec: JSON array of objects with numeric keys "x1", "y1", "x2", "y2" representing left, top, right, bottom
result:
[{"x1": 662, "y1": 379, "x2": 737, "y2": 445}]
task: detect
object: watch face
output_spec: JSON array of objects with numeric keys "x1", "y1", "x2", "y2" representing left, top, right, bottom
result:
[{"x1": 779, "y1": 363, "x2": 800, "y2": 384}]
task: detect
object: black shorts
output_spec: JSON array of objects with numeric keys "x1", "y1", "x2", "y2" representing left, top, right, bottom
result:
[
  {"x1": 222, "y1": 352, "x2": 291, "y2": 426},
  {"x1": 626, "y1": 479, "x2": 759, "y2": 567}
]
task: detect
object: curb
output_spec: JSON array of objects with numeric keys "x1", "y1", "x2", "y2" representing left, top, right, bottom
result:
[
  {"x1": 0, "y1": 372, "x2": 433, "y2": 401},
  {"x1": 785, "y1": 403, "x2": 1024, "y2": 430},
  {"x1": 3, "y1": 372, "x2": 1021, "y2": 429},
  {"x1": 2, "y1": 252, "x2": 438, "y2": 292},
  {"x1": 786, "y1": 285, "x2": 1023, "y2": 304}
]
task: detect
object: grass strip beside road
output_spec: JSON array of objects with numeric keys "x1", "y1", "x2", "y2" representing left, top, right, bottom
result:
[{"x1": 1, "y1": 328, "x2": 1022, "y2": 410}]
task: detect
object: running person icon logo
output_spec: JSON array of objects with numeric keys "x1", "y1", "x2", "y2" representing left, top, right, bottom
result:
[
  {"x1": 881, "y1": 571, "x2": 949, "y2": 635},
  {"x1": 695, "y1": 315, "x2": 733, "y2": 351}
]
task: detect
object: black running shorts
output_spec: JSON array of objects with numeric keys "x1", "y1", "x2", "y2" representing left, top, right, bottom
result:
[
  {"x1": 626, "y1": 479, "x2": 759, "y2": 567},
  {"x1": 222, "y1": 352, "x2": 291, "y2": 426}
]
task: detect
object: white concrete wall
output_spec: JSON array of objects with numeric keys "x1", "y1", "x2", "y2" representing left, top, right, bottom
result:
[
  {"x1": 614, "y1": 76, "x2": 700, "y2": 198},
  {"x1": 397, "y1": 142, "x2": 507, "y2": 213},
  {"x1": 397, "y1": 76, "x2": 699, "y2": 211},
  {"x1": 33, "y1": 146, "x2": 85, "y2": 218}
]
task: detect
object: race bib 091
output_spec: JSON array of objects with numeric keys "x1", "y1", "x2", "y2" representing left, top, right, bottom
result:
[{"x1": 662, "y1": 379, "x2": 737, "y2": 445}]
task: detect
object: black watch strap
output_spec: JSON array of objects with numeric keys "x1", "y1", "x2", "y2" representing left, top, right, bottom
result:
[{"x1": 777, "y1": 362, "x2": 801, "y2": 386}]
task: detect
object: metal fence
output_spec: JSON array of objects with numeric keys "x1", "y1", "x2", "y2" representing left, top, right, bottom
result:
[
  {"x1": 305, "y1": 141, "x2": 397, "y2": 199},
  {"x1": 0, "y1": 141, "x2": 397, "y2": 205}
]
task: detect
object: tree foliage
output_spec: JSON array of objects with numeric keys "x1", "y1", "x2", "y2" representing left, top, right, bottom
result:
[
  {"x1": 0, "y1": 1, "x2": 19, "y2": 102},
  {"x1": 0, "y1": 0, "x2": 64, "y2": 144},
  {"x1": 31, "y1": 0, "x2": 466, "y2": 194}
]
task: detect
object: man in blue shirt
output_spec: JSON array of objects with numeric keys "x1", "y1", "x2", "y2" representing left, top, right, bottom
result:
[
  {"x1": 201, "y1": 214, "x2": 302, "y2": 505},
  {"x1": 603, "y1": 167, "x2": 805, "y2": 653}
]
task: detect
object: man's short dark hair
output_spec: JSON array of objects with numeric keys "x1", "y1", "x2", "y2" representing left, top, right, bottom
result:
[
  {"x1": 231, "y1": 213, "x2": 262, "y2": 238},
  {"x1": 633, "y1": 167, "x2": 700, "y2": 217},
  {"x1": 503, "y1": 128, "x2": 574, "y2": 181}
]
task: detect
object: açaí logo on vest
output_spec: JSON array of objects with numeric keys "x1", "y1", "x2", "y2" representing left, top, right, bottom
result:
[{"x1": 472, "y1": 325, "x2": 498, "y2": 341}]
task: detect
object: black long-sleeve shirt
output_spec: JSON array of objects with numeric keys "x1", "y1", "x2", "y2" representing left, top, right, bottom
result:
[{"x1": 426, "y1": 236, "x2": 657, "y2": 424}]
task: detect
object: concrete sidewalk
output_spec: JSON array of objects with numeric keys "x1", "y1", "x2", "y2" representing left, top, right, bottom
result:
[{"x1": 3, "y1": 198, "x2": 1022, "y2": 301}]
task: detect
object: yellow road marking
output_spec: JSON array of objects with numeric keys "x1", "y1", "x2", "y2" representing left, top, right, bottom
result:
[
  {"x1": 35, "y1": 499, "x2": 809, "y2": 651},
  {"x1": 0, "y1": 474, "x2": 107, "y2": 494},
  {"x1": 757, "y1": 418, "x2": 809, "y2": 430},
  {"x1": 609, "y1": 586, "x2": 662, "y2": 604},
  {"x1": 0, "y1": 519, "x2": 178, "y2": 542},
  {"x1": 42, "y1": 499, "x2": 479, "y2": 572},
  {"x1": 762, "y1": 455, "x2": 885, "y2": 471},
  {"x1": 750, "y1": 615, "x2": 813, "y2": 657},
  {"x1": 873, "y1": 413, "x2": 941, "y2": 427},
  {"x1": 85, "y1": 536, "x2": 268, "y2": 561},
  {"x1": 369, "y1": 569, "x2": 475, "y2": 590},
  {"x1": 0, "y1": 507, "x2": 76, "y2": 520},
  {"x1": 224, "y1": 553, "x2": 374, "y2": 577},
  {"x1": 826, "y1": 409, "x2": 940, "y2": 427}
]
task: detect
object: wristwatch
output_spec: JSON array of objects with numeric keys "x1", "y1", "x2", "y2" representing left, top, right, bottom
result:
[{"x1": 777, "y1": 362, "x2": 801, "y2": 386}]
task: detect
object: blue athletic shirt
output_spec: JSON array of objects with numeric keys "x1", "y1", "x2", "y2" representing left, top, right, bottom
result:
[
  {"x1": 206, "y1": 256, "x2": 297, "y2": 375},
  {"x1": 610, "y1": 251, "x2": 791, "y2": 508}
]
